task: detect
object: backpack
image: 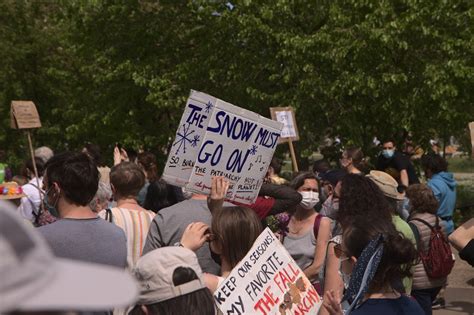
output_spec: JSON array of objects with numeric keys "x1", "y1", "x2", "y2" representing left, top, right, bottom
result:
[
  {"x1": 409, "y1": 216, "x2": 454, "y2": 278},
  {"x1": 26, "y1": 183, "x2": 57, "y2": 227}
]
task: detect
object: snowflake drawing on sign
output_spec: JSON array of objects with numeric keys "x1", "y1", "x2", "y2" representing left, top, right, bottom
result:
[
  {"x1": 249, "y1": 145, "x2": 258, "y2": 155},
  {"x1": 173, "y1": 123, "x2": 197, "y2": 154},
  {"x1": 191, "y1": 135, "x2": 200, "y2": 147},
  {"x1": 205, "y1": 101, "x2": 213, "y2": 113}
]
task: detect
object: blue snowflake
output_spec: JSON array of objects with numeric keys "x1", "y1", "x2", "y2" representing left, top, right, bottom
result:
[
  {"x1": 249, "y1": 145, "x2": 258, "y2": 155},
  {"x1": 173, "y1": 124, "x2": 196, "y2": 154},
  {"x1": 205, "y1": 101, "x2": 213, "y2": 113}
]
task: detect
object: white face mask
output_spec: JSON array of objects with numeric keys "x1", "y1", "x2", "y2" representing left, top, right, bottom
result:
[{"x1": 299, "y1": 191, "x2": 319, "y2": 209}]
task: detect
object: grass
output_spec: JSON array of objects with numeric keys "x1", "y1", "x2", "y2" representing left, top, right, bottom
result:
[{"x1": 448, "y1": 156, "x2": 474, "y2": 173}]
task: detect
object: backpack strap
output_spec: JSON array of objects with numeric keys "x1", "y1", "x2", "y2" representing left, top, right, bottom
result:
[
  {"x1": 410, "y1": 217, "x2": 437, "y2": 232},
  {"x1": 105, "y1": 208, "x2": 113, "y2": 223},
  {"x1": 408, "y1": 221, "x2": 421, "y2": 251},
  {"x1": 313, "y1": 213, "x2": 323, "y2": 239}
]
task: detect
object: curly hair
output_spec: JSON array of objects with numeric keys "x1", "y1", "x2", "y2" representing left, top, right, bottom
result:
[
  {"x1": 406, "y1": 184, "x2": 439, "y2": 215},
  {"x1": 343, "y1": 221, "x2": 417, "y2": 293},
  {"x1": 336, "y1": 174, "x2": 392, "y2": 229}
]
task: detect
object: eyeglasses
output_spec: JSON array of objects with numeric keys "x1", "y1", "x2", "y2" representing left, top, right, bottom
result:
[{"x1": 334, "y1": 243, "x2": 350, "y2": 260}]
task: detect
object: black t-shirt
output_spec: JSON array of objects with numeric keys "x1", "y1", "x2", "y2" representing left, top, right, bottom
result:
[{"x1": 376, "y1": 151, "x2": 419, "y2": 185}]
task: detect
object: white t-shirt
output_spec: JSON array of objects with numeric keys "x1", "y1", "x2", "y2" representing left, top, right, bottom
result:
[{"x1": 18, "y1": 177, "x2": 43, "y2": 222}]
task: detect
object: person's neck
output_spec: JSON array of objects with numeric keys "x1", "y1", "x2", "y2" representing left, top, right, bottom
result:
[
  {"x1": 347, "y1": 165, "x2": 361, "y2": 174},
  {"x1": 220, "y1": 258, "x2": 233, "y2": 277},
  {"x1": 191, "y1": 194, "x2": 207, "y2": 200},
  {"x1": 117, "y1": 198, "x2": 143, "y2": 210},
  {"x1": 365, "y1": 287, "x2": 400, "y2": 300},
  {"x1": 293, "y1": 206, "x2": 315, "y2": 220},
  {"x1": 59, "y1": 201, "x2": 97, "y2": 219}
]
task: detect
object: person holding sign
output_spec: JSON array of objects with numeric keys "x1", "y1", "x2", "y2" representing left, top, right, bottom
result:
[{"x1": 280, "y1": 172, "x2": 331, "y2": 295}]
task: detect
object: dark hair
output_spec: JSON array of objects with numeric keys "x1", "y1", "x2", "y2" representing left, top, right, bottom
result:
[
  {"x1": 212, "y1": 206, "x2": 263, "y2": 267},
  {"x1": 290, "y1": 171, "x2": 319, "y2": 191},
  {"x1": 83, "y1": 143, "x2": 104, "y2": 166},
  {"x1": 343, "y1": 221, "x2": 417, "y2": 293},
  {"x1": 382, "y1": 138, "x2": 396, "y2": 146},
  {"x1": 110, "y1": 162, "x2": 145, "y2": 199},
  {"x1": 343, "y1": 147, "x2": 367, "y2": 172},
  {"x1": 336, "y1": 174, "x2": 393, "y2": 229},
  {"x1": 421, "y1": 154, "x2": 448, "y2": 174},
  {"x1": 138, "y1": 152, "x2": 158, "y2": 182},
  {"x1": 270, "y1": 157, "x2": 283, "y2": 175},
  {"x1": 312, "y1": 159, "x2": 330, "y2": 174},
  {"x1": 406, "y1": 184, "x2": 439, "y2": 215},
  {"x1": 144, "y1": 179, "x2": 180, "y2": 213},
  {"x1": 129, "y1": 267, "x2": 215, "y2": 315},
  {"x1": 24, "y1": 157, "x2": 45, "y2": 177},
  {"x1": 45, "y1": 152, "x2": 99, "y2": 206}
]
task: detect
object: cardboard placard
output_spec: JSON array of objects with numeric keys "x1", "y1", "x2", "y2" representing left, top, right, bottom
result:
[
  {"x1": 162, "y1": 90, "x2": 283, "y2": 205},
  {"x1": 270, "y1": 107, "x2": 299, "y2": 143},
  {"x1": 214, "y1": 228, "x2": 322, "y2": 315},
  {"x1": 10, "y1": 101, "x2": 41, "y2": 129}
]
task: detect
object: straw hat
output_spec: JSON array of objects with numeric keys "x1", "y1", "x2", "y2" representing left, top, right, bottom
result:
[
  {"x1": 366, "y1": 171, "x2": 404, "y2": 201},
  {"x1": 0, "y1": 182, "x2": 26, "y2": 200}
]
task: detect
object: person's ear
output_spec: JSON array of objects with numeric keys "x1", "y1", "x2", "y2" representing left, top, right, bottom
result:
[
  {"x1": 350, "y1": 256, "x2": 357, "y2": 266},
  {"x1": 141, "y1": 305, "x2": 150, "y2": 315}
]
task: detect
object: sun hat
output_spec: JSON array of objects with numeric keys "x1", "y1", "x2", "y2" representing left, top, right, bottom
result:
[
  {"x1": 0, "y1": 200, "x2": 138, "y2": 313},
  {"x1": 133, "y1": 247, "x2": 206, "y2": 304},
  {"x1": 366, "y1": 170, "x2": 404, "y2": 200},
  {"x1": 0, "y1": 182, "x2": 26, "y2": 200}
]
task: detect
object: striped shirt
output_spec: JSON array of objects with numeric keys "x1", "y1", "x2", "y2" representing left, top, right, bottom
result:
[{"x1": 99, "y1": 207, "x2": 155, "y2": 269}]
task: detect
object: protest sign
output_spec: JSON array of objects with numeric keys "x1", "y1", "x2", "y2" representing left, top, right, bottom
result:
[
  {"x1": 270, "y1": 107, "x2": 299, "y2": 172},
  {"x1": 214, "y1": 227, "x2": 322, "y2": 315},
  {"x1": 10, "y1": 101, "x2": 42, "y2": 129},
  {"x1": 270, "y1": 107, "x2": 299, "y2": 142},
  {"x1": 162, "y1": 90, "x2": 283, "y2": 205}
]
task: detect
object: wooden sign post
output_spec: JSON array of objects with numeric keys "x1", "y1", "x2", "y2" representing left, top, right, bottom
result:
[
  {"x1": 469, "y1": 122, "x2": 474, "y2": 159},
  {"x1": 10, "y1": 101, "x2": 42, "y2": 201},
  {"x1": 270, "y1": 107, "x2": 300, "y2": 172}
]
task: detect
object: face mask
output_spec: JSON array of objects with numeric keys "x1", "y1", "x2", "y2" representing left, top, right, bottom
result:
[
  {"x1": 299, "y1": 191, "x2": 319, "y2": 209},
  {"x1": 320, "y1": 189, "x2": 328, "y2": 203},
  {"x1": 382, "y1": 149, "x2": 395, "y2": 159},
  {"x1": 338, "y1": 259, "x2": 351, "y2": 290},
  {"x1": 44, "y1": 187, "x2": 60, "y2": 218}
]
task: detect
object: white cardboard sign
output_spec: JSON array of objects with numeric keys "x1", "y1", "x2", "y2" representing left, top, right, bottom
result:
[
  {"x1": 214, "y1": 228, "x2": 322, "y2": 315},
  {"x1": 162, "y1": 90, "x2": 283, "y2": 205}
]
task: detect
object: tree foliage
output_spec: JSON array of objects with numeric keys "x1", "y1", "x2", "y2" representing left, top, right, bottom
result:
[{"x1": 1, "y1": 0, "x2": 472, "y2": 170}]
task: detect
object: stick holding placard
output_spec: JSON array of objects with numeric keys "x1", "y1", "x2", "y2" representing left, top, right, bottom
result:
[
  {"x1": 288, "y1": 139, "x2": 299, "y2": 172},
  {"x1": 11, "y1": 100, "x2": 43, "y2": 206}
]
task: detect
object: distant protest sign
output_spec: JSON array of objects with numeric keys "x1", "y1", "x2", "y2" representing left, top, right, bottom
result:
[
  {"x1": 10, "y1": 101, "x2": 42, "y2": 129},
  {"x1": 270, "y1": 107, "x2": 299, "y2": 143},
  {"x1": 162, "y1": 90, "x2": 283, "y2": 205},
  {"x1": 214, "y1": 228, "x2": 322, "y2": 315}
]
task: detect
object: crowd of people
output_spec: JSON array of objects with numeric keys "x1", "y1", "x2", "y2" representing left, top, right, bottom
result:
[{"x1": 1, "y1": 138, "x2": 473, "y2": 315}]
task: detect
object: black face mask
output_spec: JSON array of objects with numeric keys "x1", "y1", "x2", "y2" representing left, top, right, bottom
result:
[{"x1": 209, "y1": 243, "x2": 222, "y2": 266}]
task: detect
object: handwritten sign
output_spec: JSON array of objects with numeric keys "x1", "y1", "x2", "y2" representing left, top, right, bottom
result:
[
  {"x1": 162, "y1": 90, "x2": 283, "y2": 205},
  {"x1": 270, "y1": 107, "x2": 299, "y2": 143},
  {"x1": 214, "y1": 228, "x2": 322, "y2": 315},
  {"x1": 10, "y1": 101, "x2": 42, "y2": 129}
]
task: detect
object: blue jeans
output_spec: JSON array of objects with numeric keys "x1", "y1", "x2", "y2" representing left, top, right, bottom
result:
[{"x1": 411, "y1": 287, "x2": 442, "y2": 315}]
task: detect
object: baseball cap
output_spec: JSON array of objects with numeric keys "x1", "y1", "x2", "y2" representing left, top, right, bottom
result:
[
  {"x1": 320, "y1": 169, "x2": 347, "y2": 186},
  {"x1": 0, "y1": 200, "x2": 138, "y2": 313},
  {"x1": 366, "y1": 170, "x2": 404, "y2": 201},
  {"x1": 133, "y1": 247, "x2": 206, "y2": 305}
]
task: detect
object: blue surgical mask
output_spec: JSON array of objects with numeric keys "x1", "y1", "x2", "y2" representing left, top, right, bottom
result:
[
  {"x1": 382, "y1": 149, "x2": 394, "y2": 159},
  {"x1": 44, "y1": 187, "x2": 60, "y2": 218}
]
